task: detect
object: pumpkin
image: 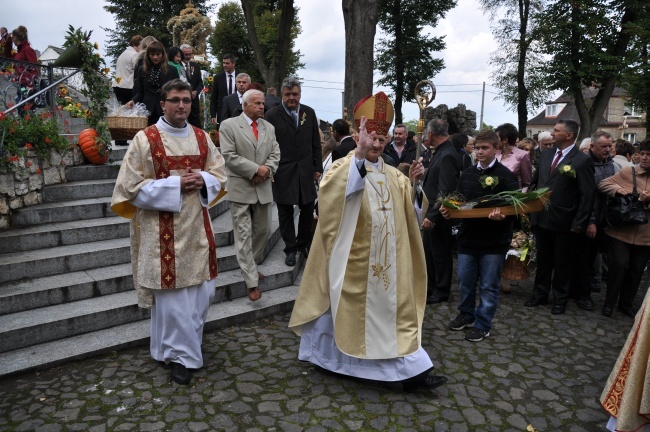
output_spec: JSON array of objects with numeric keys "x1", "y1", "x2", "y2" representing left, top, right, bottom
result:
[{"x1": 78, "y1": 128, "x2": 108, "y2": 165}]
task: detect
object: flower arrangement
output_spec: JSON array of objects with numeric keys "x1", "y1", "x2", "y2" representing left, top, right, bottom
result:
[
  {"x1": 61, "y1": 25, "x2": 112, "y2": 157},
  {"x1": 203, "y1": 75, "x2": 213, "y2": 93},
  {"x1": 558, "y1": 164, "x2": 576, "y2": 178},
  {"x1": 0, "y1": 110, "x2": 70, "y2": 172},
  {"x1": 56, "y1": 87, "x2": 90, "y2": 119}
]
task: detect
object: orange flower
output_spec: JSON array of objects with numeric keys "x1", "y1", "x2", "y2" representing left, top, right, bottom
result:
[
  {"x1": 24, "y1": 115, "x2": 31, "y2": 121},
  {"x1": 36, "y1": 167, "x2": 42, "y2": 174},
  {"x1": 204, "y1": 87, "x2": 209, "y2": 93},
  {"x1": 0, "y1": 111, "x2": 5, "y2": 120},
  {"x1": 45, "y1": 137, "x2": 52, "y2": 144},
  {"x1": 25, "y1": 143, "x2": 33, "y2": 149},
  {"x1": 26, "y1": 161, "x2": 32, "y2": 167}
]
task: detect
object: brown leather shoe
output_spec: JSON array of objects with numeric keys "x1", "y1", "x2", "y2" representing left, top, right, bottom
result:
[{"x1": 247, "y1": 287, "x2": 262, "y2": 301}]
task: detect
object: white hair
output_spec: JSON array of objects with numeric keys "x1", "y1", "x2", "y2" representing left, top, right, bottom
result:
[
  {"x1": 579, "y1": 138, "x2": 591, "y2": 149},
  {"x1": 538, "y1": 131, "x2": 552, "y2": 141},
  {"x1": 242, "y1": 89, "x2": 264, "y2": 105},
  {"x1": 179, "y1": 44, "x2": 193, "y2": 51}
]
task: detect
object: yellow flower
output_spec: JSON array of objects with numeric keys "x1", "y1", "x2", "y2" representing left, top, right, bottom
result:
[
  {"x1": 76, "y1": 103, "x2": 82, "y2": 108},
  {"x1": 95, "y1": 53, "x2": 100, "y2": 58},
  {"x1": 208, "y1": 76, "x2": 213, "y2": 83},
  {"x1": 104, "y1": 68, "x2": 110, "y2": 74},
  {"x1": 93, "y1": 42, "x2": 99, "y2": 49},
  {"x1": 485, "y1": 176, "x2": 494, "y2": 186},
  {"x1": 116, "y1": 76, "x2": 122, "y2": 84},
  {"x1": 563, "y1": 165, "x2": 571, "y2": 172}
]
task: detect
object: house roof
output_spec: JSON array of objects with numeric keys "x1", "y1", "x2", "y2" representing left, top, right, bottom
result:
[
  {"x1": 46, "y1": 45, "x2": 65, "y2": 55},
  {"x1": 528, "y1": 87, "x2": 635, "y2": 127}
]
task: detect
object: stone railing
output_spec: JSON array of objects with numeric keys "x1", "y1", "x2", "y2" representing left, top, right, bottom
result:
[{"x1": 0, "y1": 145, "x2": 85, "y2": 230}]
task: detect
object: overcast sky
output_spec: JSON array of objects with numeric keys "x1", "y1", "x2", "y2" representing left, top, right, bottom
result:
[{"x1": 3, "y1": 0, "x2": 542, "y2": 129}]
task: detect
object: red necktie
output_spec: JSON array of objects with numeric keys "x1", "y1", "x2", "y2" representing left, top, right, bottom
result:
[
  {"x1": 550, "y1": 150, "x2": 562, "y2": 173},
  {"x1": 252, "y1": 121, "x2": 258, "y2": 140}
]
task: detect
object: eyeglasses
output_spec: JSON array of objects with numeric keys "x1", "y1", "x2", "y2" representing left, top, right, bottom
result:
[{"x1": 164, "y1": 98, "x2": 192, "y2": 104}]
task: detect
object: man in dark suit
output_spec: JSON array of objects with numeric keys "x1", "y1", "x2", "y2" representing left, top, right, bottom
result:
[
  {"x1": 525, "y1": 119, "x2": 596, "y2": 315},
  {"x1": 383, "y1": 124, "x2": 418, "y2": 167},
  {"x1": 209, "y1": 54, "x2": 237, "y2": 128},
  {"x1": 265, "y1": 77, "x2": 323, "y2": 267},
  {"x1": 180, "y1": 44, "x2": 204, "y2": 128},
  {"x1": 221, "y1": 73, "x2": 250, "y2": 122},
  {"x1": 421, "y1": 119, "x2": 461, "y2": 304},
  {"x1": 331, "y1": 118, "x2": 356, "y2": 161},
  {"x1": 265, "y1": 87, "x2": 281, "y2": 111}
]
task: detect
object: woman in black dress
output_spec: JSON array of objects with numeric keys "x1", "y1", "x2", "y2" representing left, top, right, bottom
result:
[{"x1": 126, "y1": 41, "x2": 179, "y2": 125}]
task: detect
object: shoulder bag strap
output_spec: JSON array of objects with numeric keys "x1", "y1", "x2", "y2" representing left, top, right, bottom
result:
[{"x1": 632, "y1": 166, "x2": 638, "y2": 194}]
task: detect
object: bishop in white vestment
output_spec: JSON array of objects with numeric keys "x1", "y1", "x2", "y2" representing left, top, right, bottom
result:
[
  {"x1": 111, "y1": 80, "x2": 227, "y2": 385},
  {"x1": 289, "y1": 93, "x2": 447, "y2": 391}
]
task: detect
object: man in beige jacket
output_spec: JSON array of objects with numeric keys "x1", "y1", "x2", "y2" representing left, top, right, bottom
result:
[{"x1": 219, "y1": 89, "x2": 281, "y2": 301}]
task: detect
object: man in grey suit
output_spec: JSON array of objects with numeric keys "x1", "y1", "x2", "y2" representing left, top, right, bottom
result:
[{"x1": 219, "y1": 89, "x2": 281, "y2": 301}]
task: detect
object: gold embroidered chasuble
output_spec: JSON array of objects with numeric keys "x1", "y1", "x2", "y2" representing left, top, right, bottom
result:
[
  {"x1": 111, "y1": 126, "x2": 227, "y2": 308},
  {"x1": 289, "y1": 154, "x2": 427, "y2": 359},
  {"x1": 601, "y1": 289, "x2": 650, "y2": 431}
]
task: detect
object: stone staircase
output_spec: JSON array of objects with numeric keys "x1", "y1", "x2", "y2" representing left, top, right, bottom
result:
[{"x1": 0, "y1": 144, "x2": 302, "y2": 377}]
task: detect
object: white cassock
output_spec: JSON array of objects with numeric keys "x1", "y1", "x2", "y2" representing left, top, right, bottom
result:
[
  {"x1": 111, "y1": 118, "x2": 227, "y2": 369},
  {"x1": 296, "y1": 157, "x2": 433, "y2": 381}
]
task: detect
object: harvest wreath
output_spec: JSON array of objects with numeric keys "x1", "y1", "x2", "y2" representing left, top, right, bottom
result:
[{"x1": 439, "y1": 188, "x2": 551, "y2": 218}]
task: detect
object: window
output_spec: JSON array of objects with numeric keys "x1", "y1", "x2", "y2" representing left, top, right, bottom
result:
[
  {"x1": 624, "y1": 133, "x2": 637, "y2": 143},
  {"x1": 623, "y1": 103, "x2": 639, "y2": 117},
  {"x1": 546, "y1": 104, "x2": 558, "y2": 117}
]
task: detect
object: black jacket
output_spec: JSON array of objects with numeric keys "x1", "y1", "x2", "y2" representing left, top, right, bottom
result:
[
  {"x1": 265, "y1": 104, "x2": 323, "y2": 205},
  {"x1": 132, "y1": 64, "x2": 180, "y2": 125},
  {"x1": 455, "y1": 162, "x2": 520, "y2": 254},
  {"x1": 589, "y1": 151, "x2": 616, "y2": 227},
  {"x1": 331, "y1": 136, "x2": 356, "y2": 162},
  {"x1": 383, "y1": 139, "x2": 418, "y2": 167},
  {"x1": 422, "y1": 140, "x2": 461, "y2": 223},
  {"x1": 530, "y1": 146, "x2": 596, "y2": 233}
]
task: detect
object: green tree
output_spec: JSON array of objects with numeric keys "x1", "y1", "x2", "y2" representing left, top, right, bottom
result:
[
  {"x1": 481, "y1": 0, "x2": 550, "y2": 138},
  {"x1": 620, "y1": 20, "x2": 650, "y2": 126},
  {"x1": 208, "y1": 1, "x2": 303, "y2": 86},
  {"x1": 535, "y1": 0, "x2": 649, "y2": 138},
  {"x1": 103, "y1": 0, "x2": 211, "y2": 62},
  {"x1": 375, "y1": 0, "x2": 456, "y2": 124}
]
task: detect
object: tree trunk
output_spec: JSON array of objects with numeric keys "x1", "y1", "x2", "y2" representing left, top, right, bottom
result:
[
  {"x1": 516, "y1": 0, "x2": 530, "y2": 138},
  {"x1": 241, "y1": 0, "x2": 295, "y2": 89},
  {"x1": 393, "y1": 0, "x2": 404, "y2": 124},
  {"x1": 342, "y1": 0, "x2": 379, "y2": 124},
  {"x1": 570, "y1": 2, "x2": 639, "y2": 139}
]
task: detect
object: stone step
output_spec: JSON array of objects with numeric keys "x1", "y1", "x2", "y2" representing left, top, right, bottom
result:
[
  {"x1": 11, "y1": 197, "x2": 115, "y2": 227},
  {"x1": 109, "y1": 145, "x2": 128, "y2": 162},
  {"x1": 64, "y1": 162, "x2": 122, "y2": 181},
  {"x1": 0, "y1": 202, "x2": 277, "y2": 284},
  {"x1": 0, "y1": 239, "x2": 302, "y2": 357},
  {"x1": 0, "y1": 199, "x2": 230, "y2": 254},
  {"x1": 0, "y1": 282, "x2": 299, "y2": 377},
  {"x1": 42, "y1": 178, "x2": 117, "y2": 202}
]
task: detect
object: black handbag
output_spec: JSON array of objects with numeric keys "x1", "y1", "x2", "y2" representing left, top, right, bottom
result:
[{"x1": 605, "y1": 167, "x2": 648, "y2": 227}]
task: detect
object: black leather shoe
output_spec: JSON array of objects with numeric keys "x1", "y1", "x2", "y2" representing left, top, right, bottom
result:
[
  {"x1": 601, "y1": 305, "x2": 613, "y2": 317},
  {"x1": 551, "y1": 304, "x2": 566, "y2": 315},
  {"x1": 285, "y1": 251, "x2": 296, "y2": 266},
  {"x1": 426, "y1": 296, "x2": 449, "y2": 304},
  {"x1": 171, "y1": 363, "x2": 191, "y2": 385},
  {"x1": 618, "y1": 305, "x2": 637, "y2": 318},
  {"x1": 524, "y1": 297, "x2": 547, "y2": 307},
  {"x1": 402, "y1": 374, "x2": 448, "y2": 392},
  {"x1": 575, "y1": 299, "x2": 594, "y2": 311}
]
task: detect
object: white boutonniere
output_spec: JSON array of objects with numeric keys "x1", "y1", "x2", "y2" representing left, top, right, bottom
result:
[{"x1": 300, "y1": 112, "x2": 307, "y2": 126}]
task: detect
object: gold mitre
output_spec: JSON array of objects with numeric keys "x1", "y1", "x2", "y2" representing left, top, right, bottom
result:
[{"x1": 353, "y1": 92, "x2": 394, "y2": 137}]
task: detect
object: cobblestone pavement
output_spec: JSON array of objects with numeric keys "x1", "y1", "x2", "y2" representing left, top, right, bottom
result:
[{"x1": 0, "y1": 276, "x2": 644, "y2": 432}]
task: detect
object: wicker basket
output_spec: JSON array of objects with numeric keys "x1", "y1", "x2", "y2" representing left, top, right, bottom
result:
[
  {"x1": 445, "y1": 192, "x2": 551, "y2": 219},
  {"x1": 501, "y1": 255, "x2": 530, "y2": 280},
  {"x1": 106, "y1": 116, "x2": 148, "y2": 140}
]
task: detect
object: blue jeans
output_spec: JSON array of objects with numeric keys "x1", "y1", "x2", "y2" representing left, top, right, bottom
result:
[{"x1": 457, "y1": 253, "x2": 506, "y2": 332}]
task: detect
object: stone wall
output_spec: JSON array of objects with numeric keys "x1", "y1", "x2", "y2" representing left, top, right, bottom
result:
[
  {"x1": 425, "y1": 104, "x2": 478, "y2": 135},
  {"x1": 0, "y1": 146, "x2": 85, "y2": 229}
]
